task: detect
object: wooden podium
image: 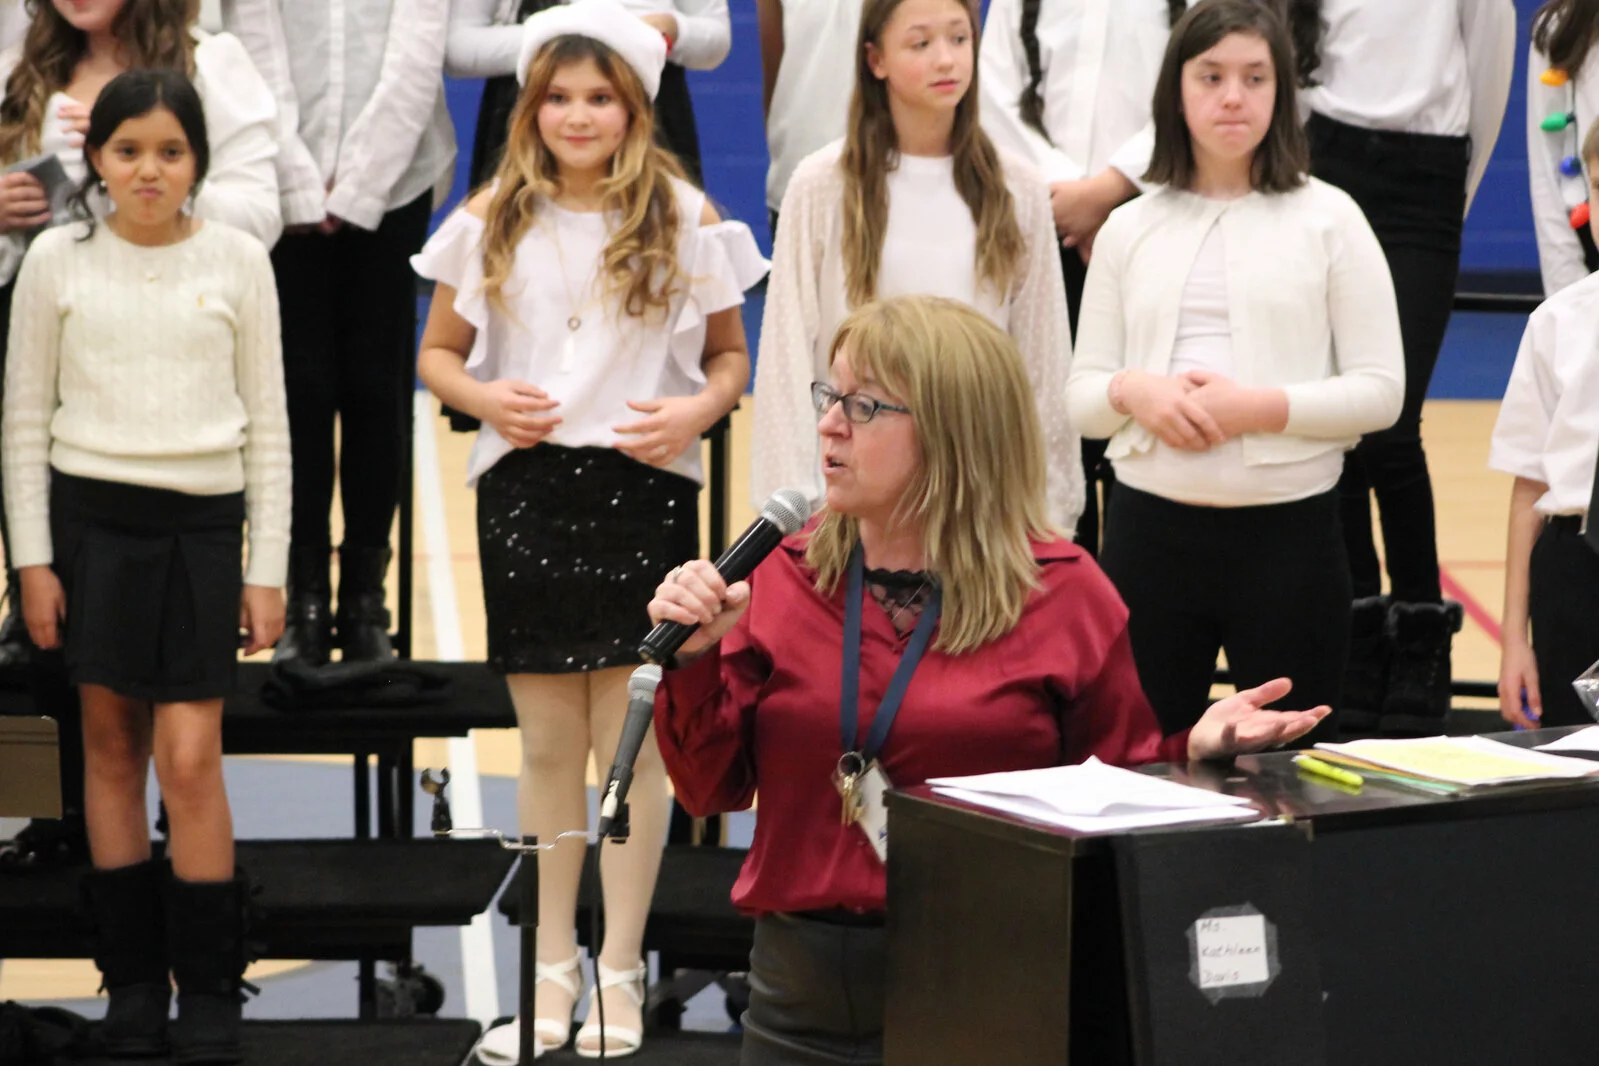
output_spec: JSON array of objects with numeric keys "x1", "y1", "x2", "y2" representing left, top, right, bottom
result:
[{"x1": 884, "y1": 728, "x2": 1599, "y2": 1066}]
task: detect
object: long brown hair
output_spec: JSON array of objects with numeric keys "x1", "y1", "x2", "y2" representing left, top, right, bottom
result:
[
  {"x1": 807, "y1": 296, "x2": 1054, "y2": 654},
  {"x1": 841, "y1": 0, "x2": 1024, "y2": 309},
  {"x1": 1144, "y1": 0, "x2": 1308, "y2": 193},
  {"x1": 1535, "y1": 0, "x2": 1599, "y2": 72},
  {"x1": 0, "y1": 0, "x2": 199, "y2": 165},
  {"x1": 480, "y1": 35, "x2": 685, "y2": 320}
]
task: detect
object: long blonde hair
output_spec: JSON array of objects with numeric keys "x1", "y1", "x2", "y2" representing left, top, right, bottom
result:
[
  {"x1": 481, "y1": 35, "x2": 685, "y2": 319},
  {"x1": 0, "y1": 0, "x2": 199, "y2": 164},
  {"x1": 841, "y1": 0, "x2": 1024, "y2": 309},
  {"x1": 806, "y1": 296, "x2": 1054, "y2": 654}
]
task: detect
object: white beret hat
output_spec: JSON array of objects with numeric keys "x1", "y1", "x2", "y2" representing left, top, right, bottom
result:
[{"x1": 516, "y1": 0, "x2": 669, "y2": 101}]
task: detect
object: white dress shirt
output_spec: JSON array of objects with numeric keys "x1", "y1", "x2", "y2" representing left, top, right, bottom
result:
[
  {"x1": 763, "y1": 0, "x2": 862, "y2": 211},
  {"x1": 1490, "y1": 270, "x2": 1599, "y2": 516},
  {"x1": 752, "y1": 142, "x2": 1082, "y2": 527},
  {"x1": 1067, "y1": 180, "x2": 1405, "y2": 467},
  {"x1": 445, "y1": 0, "x2": 731, "y2": 80},
  {"x1": 1528, "y1": 37, "x2": 1599, "y2": 299},
  {"x1": 979, "y1": 0, "x2": 1170, "y2": 184},
  {"x1": 0, "y1": 29, "x2": 282, "y2": 285},
  {"x1": 220, "y1": 0, "x2": 456, "y2": 230}
]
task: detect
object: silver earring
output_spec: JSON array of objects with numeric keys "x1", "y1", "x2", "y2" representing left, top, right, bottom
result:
[{"x1": 96, "y1": 179, "x2": 106, "y2": 193}]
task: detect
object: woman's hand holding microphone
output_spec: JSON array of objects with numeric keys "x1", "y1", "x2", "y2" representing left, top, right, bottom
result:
[{"x1": 646, "y1": 559, "x2": 750, "y2": 662}]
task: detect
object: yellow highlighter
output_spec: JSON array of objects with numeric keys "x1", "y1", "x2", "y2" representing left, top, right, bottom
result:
[{"x1": 1294, "y1": 754, "x2": 1364, "y2": 789}]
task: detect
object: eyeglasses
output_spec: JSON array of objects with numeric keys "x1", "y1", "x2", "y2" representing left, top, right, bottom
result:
[{"x1": 810, "y1": 381, "x2": 911, "y2": 425}]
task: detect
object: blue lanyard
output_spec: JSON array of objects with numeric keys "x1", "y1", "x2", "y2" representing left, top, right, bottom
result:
[{"x1": 839, "y1": 544, "x2": 942, "y2": 767}]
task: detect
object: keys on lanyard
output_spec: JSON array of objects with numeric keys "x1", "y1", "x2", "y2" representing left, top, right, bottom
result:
[{"x1": 834, "y1": 751, "x2": 868, "y2": 826}]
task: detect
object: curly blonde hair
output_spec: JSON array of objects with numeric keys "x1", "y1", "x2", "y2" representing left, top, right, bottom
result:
[
  {"x1": 0, "y1": 0, "x2": 198, "y2": 165},
  {"x1": 481, "y1": 36, "x2": 686, "y2": 321}
]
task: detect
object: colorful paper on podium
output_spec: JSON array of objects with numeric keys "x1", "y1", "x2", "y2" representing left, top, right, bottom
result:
[{"x1": 1314, "y1": 736, "x2": 1599, "y2": 788}]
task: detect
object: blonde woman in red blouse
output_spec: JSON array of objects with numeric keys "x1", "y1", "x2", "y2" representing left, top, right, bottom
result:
[{"x1": 646, "y1": 295, "x2": 1326, "y2": 1066}]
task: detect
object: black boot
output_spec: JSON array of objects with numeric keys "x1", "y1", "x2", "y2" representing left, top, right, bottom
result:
[
  {"x1": 82, "y1": 861, "x2": 170, "y2": 1058},
  {"x1": 1339, "y1": 595, "x2": 1390, "y2": 736},
  {"x1": 335, "y1": 544, "x2": 395, "y2": 663},
  {"x1": 1379, "y1": 600, "x2": 1464, "y2": 737},
  {"x1": 273, "y1": 545, "x2": 334, "y2": 668},
  {"x1": 166, "y1": 870, "x2": 252, "y2": 1065}
]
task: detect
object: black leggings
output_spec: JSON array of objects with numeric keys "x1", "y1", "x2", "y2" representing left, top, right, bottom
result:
[
  {"x1": 1530, "y1": 517, "x2": 1599, "y2": 727},
  {"x1": 1308, "y1": 113, "x2": 1468, "y2": 605},
  {"x1": 1099, "y1": 485, "x2": 1351, "y2": 736},
  {"x1": 273, "y1": 193, "x2": 432, "y2": 552}
]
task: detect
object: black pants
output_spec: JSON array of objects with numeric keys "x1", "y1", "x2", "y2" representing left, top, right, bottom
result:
[
  {"x1": 1530, "y1": 517, "x2": 1599, "y2": 727},
  {"x1": 273, "y1": 193, "x2": 432, "y2": 553},
  {"x1": 1308, "y1": 113, "x2": 1468, "y2": 605},
  {"x1": 741, "y1": 912, "x2": 887, "y2": 1065},
  {"x1": 1099, "y1": 485, "x2": 1351, "y2": 736},
  {"x1": 1061, "y1": 246, "x2": 1112, "y2": 558}
]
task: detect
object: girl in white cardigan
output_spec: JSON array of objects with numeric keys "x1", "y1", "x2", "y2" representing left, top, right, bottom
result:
[
  {"x1": 752, "y1": 0, "x2": 1080, "y2": 529},
  {"x1": 1065, "y1": 0, "x2": 1403, "y2": 738}
]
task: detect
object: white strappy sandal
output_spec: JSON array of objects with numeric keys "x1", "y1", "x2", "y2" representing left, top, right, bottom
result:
[
  {"x1": 573, "y1": 960, "x2": 648, "y2": 1059},
  {"x1": 474, "y1": 952, "x2": 584, "y2": 1064}
]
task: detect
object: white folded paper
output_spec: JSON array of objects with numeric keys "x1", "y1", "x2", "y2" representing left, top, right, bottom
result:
[{"x1": 928, "y1": 757, "x2": 1258, "y2": 834}]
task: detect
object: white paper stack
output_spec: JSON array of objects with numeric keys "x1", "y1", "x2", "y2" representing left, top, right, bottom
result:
[{"x1": 928, "y1": 757, "x2": 1259, "y2": 834}]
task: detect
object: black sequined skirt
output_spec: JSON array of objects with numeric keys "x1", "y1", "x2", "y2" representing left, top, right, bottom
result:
[{"x1": 476, "y1": 444, "x2": 699, "y2": 674}]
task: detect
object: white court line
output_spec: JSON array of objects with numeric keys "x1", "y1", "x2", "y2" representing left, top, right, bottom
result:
[{"x1": 413, "y1": 390, "x2": 502, "y2": 1025}]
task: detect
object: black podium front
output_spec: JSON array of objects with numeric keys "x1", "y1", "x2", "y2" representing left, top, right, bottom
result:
[{"x1": 884, "y1": 727, "x2": 1599, "y2": 1066}]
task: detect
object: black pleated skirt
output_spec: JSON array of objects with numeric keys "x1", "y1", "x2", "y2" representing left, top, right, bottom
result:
[
  {"x1": 50, "y1": 471, "x2": 244, "y2": 702},
  {"x1": 476, "y1": 444, "x2": 698, "y2": 674}
]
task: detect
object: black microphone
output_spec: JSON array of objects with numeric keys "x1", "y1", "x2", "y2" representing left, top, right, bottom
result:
[
  {"x1": 637, "y1": 488, "x2": 812, "y2": 665},
  {"x1": 596, "y1": 664, "x2": 663, "y2": 840}
]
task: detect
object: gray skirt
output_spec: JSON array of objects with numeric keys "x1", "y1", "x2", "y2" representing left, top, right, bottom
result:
[{"x1": 741, "y1": 912, "x2": 887, "y2": 1066}]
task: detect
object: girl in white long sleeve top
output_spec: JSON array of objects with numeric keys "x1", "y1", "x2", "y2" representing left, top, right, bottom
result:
[
  {"x1": 1064, "y1": 0, "x2": 1403, "y2": 739},
  {"x1": 752, "y1": 0, "x2": 1082, "y2": 530}
]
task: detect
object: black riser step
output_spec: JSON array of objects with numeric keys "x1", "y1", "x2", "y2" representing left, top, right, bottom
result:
[
  {"x1": 499, "y1": 844, "x2": 754, "y2": 962},
  {"x1": 0, "y1": 838, "x2": 515, "y2": 959},
  {"x1": 67, "y1": 1018, "x2": 482, "y2": 1066},
  {"x1": 488, "y1": 1028, "x2": 742, "y2": 1065}
]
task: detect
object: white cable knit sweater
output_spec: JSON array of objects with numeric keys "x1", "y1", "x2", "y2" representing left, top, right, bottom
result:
[{"x1": 1, "y1": 221, "x2": 292, "y2": 588}]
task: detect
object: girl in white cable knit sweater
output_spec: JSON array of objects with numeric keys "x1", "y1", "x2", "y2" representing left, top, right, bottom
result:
[{"x1": 1, "y1": 70, "x2": 289, "y2": 1064}]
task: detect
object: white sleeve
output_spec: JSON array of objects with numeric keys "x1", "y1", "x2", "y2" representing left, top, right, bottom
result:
[
  {"x1": 668, "y1": 0, "x2": 732, "y2": 71},
  {"x1": 1489, "y1": 311, "x2": 1558, "y2": 484},
  {"x1": 1107, "y1": 121, "x2": 1156, "y2": 194},
  {"x1": 193, "y1": 33, "x2": 283, "y2": 250},
  {"x1": 1459, "y1": 0, "x2": 1516, "y2": 215},
  {"x1": 978, "y1": 0, "x2": 1081, "y2": 184},
  {"x1": 1, "y1": 235, "x2": 61, "y2": 570},
  {"x1": 324, "y1": 0, "x2": 450, "y2": 231},
  {"x1": 750, "y1": 158, "x2": 828, "y2": 511},
  {"x1": 218, "y1": 0, "x2": 326, "y2": 226},
  {"x1": 232, "y1": 238, "x2": 292, "y2": 587},
  {"x1": 445, "y1": 0, "x2": 522, "y2": 79},
  {"x1": 1064, "y1": 208, "x2": 1133, "y2": 440},
  {"x1": 1281, "y1": 199, "x2": 1406, "y2": 439},
  {"x1": 1006, "y1": 165, "x2": 1083, "y2": 530},
  {"x1": 1527, "y1": 43, "x2": 1589, "y2": 298}
]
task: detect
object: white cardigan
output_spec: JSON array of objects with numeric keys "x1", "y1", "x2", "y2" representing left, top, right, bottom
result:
[{"x1": 1066, "y1": 179, "x2": 1405, "y2": 467}]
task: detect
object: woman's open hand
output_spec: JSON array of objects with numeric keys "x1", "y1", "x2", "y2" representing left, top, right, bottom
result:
[{"x1": 1188, "y1": 678, "x2": 1330, "y2": 760}]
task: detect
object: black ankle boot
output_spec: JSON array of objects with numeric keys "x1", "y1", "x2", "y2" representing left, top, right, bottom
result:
[
  {"x1": 83, "y1": 860, "x2": 170, "y2": 1058},
  {"x1": 1379, "y1": 600, "x2": 1464, "y2": 737},
  {"x1": 1340, "y1": 595, "x2": 1390, "y2": 735},
  {"x1": 335, "y1": 544, "x2": 395, "y2": 662},
  {"x1": 273, "y1": 545, "x2": 333, "y2": 668},
  {"x1": 165, "y1": 870, "x2": 252, "y2": 1065}
]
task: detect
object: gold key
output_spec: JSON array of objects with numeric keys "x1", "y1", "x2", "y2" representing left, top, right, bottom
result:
[{"x1": 834, "y1": 752, "x2": 866, "y2": 826}]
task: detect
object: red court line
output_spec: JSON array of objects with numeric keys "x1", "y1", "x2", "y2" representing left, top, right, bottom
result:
[{"x1": 1439, "y1": 566, "x2": 1501, "y2": 646}]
